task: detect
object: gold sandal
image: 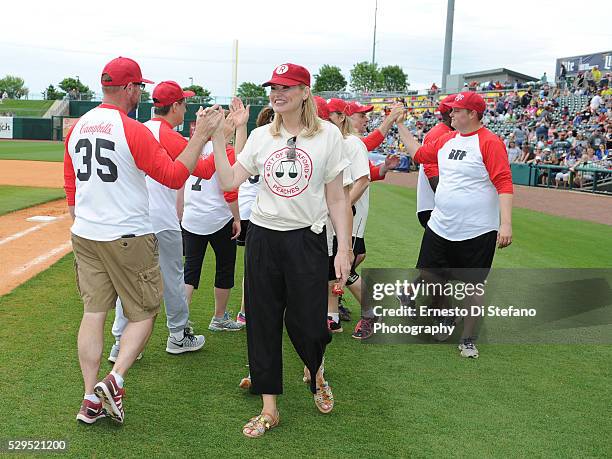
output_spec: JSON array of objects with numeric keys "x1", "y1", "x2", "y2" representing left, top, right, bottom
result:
[
  {"x1": 314, "y1": 382, "x2": 334, "y2": 414},
  {"x1": 242, "y1": 412, "x2": 279, "y2": 438}
]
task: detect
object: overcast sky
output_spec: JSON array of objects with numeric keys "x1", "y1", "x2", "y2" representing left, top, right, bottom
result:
[{"x1": 2, "y1": 0, "x2": 610, "y2": 99}]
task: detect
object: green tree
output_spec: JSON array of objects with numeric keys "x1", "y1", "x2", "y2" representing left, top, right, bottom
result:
[
  {"x1": 44, "y1": 84, "x2": 65, "y2": 100},
  {"x1": 380, "y1": 65, "x2": 409, "y2": 92},
  {"x1": 183, "y1": 85, "x2": 212, "y2": 104},
  {"x1": 59, "y1": 77, "x2": 93, "y2": 100},
  {"x1": 236, "y1": 82, "x2": 266, "y2": 100},
  {"x1": 0, "y1": 75, "x2": 28, "y2": 99},
  {"x1": 313, "y1": 65, "x2": 347, "y2": 92},
  {"x1": 350, "y1": 62, "x2": 382, "y2": 92}
]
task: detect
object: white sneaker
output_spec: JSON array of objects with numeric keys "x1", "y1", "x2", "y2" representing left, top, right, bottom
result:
[
  {"x1": 166, "y1": 330, "x2": 205, "y2": 354},
  {"x1": 208, "y1": 312, "x2": 244, "y2": 331},
  {"x1": 458, "y1": 339, "x2": 479, "y2": 358},
  {"x1": 108, "y1": 343, "x2": 143, "y2": 363}
]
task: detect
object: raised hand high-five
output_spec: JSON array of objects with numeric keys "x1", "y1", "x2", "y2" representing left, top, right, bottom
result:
[{"x1": 229, "y1": 97, "x2": 250, "y2": 128}]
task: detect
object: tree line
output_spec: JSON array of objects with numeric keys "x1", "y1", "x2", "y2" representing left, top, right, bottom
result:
[{"x1": 0, "y1": 63, "x2": 408, "y2": 102}]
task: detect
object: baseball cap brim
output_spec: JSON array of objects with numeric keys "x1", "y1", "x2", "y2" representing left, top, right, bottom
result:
[
  {"x1": 354, "y1": 105, "x2": 373, "y2": 113},
  {"x1": 262, "y1": 76, "x2": 303, "y2": 87},
  {"x1": 138, "y1": 78, "x2": 155, "y2": 84},
  {"x1": 447, "y1": 100, "x2": 484, "y2": 113},
  {"x1": 182, "y1": 90, "x2": 195, "y2": 98}
]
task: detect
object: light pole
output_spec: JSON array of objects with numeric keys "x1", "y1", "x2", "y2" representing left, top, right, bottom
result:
[
  {"x1": 371, "y1": 0, "x2": 378, "y2": 65},
  {"x1": 441, "y1": 0, "x2": 455, "y2": 92},
  {"x1": 189, "y1": 77, "x2": 194, "y2": 87}
]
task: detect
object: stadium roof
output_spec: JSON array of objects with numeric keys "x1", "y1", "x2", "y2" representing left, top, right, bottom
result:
[{"x1": 462, "y1": 68, "x2": 538, "y2": 81}]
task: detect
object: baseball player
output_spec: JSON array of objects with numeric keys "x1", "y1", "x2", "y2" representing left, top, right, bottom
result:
[
  {"x1": 212, "y1": 63, "x2": 351, "y2": 437},
  {"x1": 397, "y1": 92, "x2": 513, "y2": 358},
  {"x1": 109, "y1": 81, "x2": 233, "y2": 361},
  {"x1": 181, "y1": 112, "x2": 243, "y2": 332},
  {"x1": 65, "y1": 57, "x2": 222, "y2": 425}
]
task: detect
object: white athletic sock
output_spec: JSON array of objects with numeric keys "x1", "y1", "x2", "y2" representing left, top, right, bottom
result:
[
  {"x1": 170, "y1": 330, "x2": 185, "y2": 341},
  {"x1": 329, "y1": 313, "x2": 340, "y2": 323},
  {"x1": 110, "y1": 371, "x2": 124, "y2": 388},
  {"x1": 84, "y1": 393, "x2": 100, "y2": 403}
]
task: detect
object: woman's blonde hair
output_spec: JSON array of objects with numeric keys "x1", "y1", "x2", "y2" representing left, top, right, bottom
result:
[
  {"x1": 331, "y1": 113, "x2": 355, "y2": 138},
  {"x1": 269, "y1": 85, "x2": 321, "y2": 138}
]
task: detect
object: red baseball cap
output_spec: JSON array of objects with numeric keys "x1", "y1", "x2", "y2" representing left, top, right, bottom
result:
[
  {"x1": 438, "y1": 94, "x2": 456, "y2": 114},
  {"x1": 262, "y1": 63, "x2": 311, "y2": 87},
  {"x1": 152, "y1": 81, "x2": 195, "y2": 107},
  {"x1": 346, "y1": 101, "x2": 373, "y2": 116},
  {"x1": 101, "y1": 56, "x2": 154, "y2": 87},
  {"x1": 313, "y1": 96, "x2": 330, "y2": 120},
  {"x1": 447, "y1": 91, "x2": 486, "y2": 114},
  {"x1": 327, "y1": 98, "x2": 348, "y2": 114}
]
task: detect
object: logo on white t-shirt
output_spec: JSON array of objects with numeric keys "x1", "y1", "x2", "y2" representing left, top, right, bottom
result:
[
  {"x1": 275, "y1": 65, "x2": 289, "y2": 75},
  {"x1": 263, "y1": 147, "x2": 312, "y2": 198}
]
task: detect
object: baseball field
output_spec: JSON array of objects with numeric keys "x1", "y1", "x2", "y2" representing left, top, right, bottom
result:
[{"x1": 0, "y1": 140, "x2": 610, "y2": 457}]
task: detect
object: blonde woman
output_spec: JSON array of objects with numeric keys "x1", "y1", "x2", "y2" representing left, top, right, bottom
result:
[{"x1": 211, "y1": 63, "x2": 351, "y2": 437}]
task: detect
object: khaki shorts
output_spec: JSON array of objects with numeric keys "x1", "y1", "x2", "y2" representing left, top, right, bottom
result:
[{"x1": 72, "y1": 233, "x2": 162, "y2": 321}]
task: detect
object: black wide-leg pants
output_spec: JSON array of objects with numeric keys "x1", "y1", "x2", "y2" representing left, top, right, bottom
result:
[{"x1": 245, "y1": 223, "x2": 331, "y2": 395}]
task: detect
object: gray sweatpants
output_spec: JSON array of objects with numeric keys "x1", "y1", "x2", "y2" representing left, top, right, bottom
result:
[{"x1": 112, "y1": 229, "x2": 190, "y2": 338}]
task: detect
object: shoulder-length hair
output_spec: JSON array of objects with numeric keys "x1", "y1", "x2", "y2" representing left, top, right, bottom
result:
[{"x1": 269, "y1": 85, "x2": 321, "y2": 138}]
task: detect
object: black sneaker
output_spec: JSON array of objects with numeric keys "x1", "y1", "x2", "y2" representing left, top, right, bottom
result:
[
  {"x1": 327, "y1": 316, "x2": 343, "y2": 333},
  {"x1": 338, "y1": 297, "x2": 351, "y2": 322}
]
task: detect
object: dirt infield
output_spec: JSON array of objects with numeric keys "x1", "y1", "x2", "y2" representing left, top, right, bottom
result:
[
  {"x1": 0, "y1": 160, "x2": 64, "y2": 188},
  {"x1": 382, "y1": 172, "x2": 612, "y2": 226},
  {"x1": 0, "y1": 199, "x2": 71, "y2": 296}
]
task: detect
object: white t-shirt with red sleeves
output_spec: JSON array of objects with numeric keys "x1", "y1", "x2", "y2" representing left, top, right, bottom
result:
[
  {"x1": 64, "y1": 104, "x2": 190, "y2": 241},
  {"x1": 417, "y1": 122, "x2": 452, "y2": 213},
  {"x1": 414, "y1": 126, "x2": 513, "y2": 241},
  {"x1": 182, "y1": 141, "x2": 234, "y2": 236},
  {"x1": 325, "y1": 133, "x2": 367, "y2": 255},
  {"x1": 144, "y1": 119, "x2": 181, "y2": 234},
  {"x1": 238, "y1": 121, "x2": 349, "y2": 234},
  {"x1": 346, "y1": 134, "x2": 371, "y2": 238}
]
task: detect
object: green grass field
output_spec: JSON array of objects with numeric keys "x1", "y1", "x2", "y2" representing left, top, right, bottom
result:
[
  {"x1": 0, "y1": 99, "x2": 54, "y2": 117},
  {"x1": 0, "y1": 185, "x2": 64, "y2": 216},
  {"x1": 0, "y1": 184, "x2": 610, "y2": 457},
  {"x1": 0, "y1": 140, "x2": 64, "y2": 162}
]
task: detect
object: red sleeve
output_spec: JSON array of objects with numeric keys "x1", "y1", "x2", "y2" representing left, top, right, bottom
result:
[
  {"x1": 122, "y1": 114, "x2": 189, "y2": 190},
  {"x1": 414, "y1": 131, "x2": 454, "y2": 165},
  {"x1": 223, "y1": 146, "x2": 238, "y2": 203},
  {"x1": 63, "y1": 125, "x2": 76, "y2": 206},
  {"x1": 361, "y1": 129, "x2": 385, "y2": 151},
  {"x1": 160, "y1": 124, "x2": 216, "y2": 180},
  {"x1": 480, "y1": 134, "x2": 514, "y2": 194},
  {"x1": 369, "y1": 161, "x2": 384, "y2": 181},
  {"x1": 424, "y1": 163, "x2": 439, "y2": 178}
]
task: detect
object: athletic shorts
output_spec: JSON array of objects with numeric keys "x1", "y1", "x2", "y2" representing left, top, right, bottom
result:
[
  {"x1": 416, "y1": 227, "x2": 497, "y2": 282},
  {"x1": 183, "y1": 220, "x2": 236, "y2": 289},
  {"x1": 327, "y1": 236, "x2": 366, "y2": 282},
  {"x1": 72, "y1": 233, "x2": 162, "y2": 321},
  {"x1": 417, "y1": 210, "x2": 433, "y2": 229},
  {"x1": 236, "y1": 219, "x2": 250, "y2": 247}
]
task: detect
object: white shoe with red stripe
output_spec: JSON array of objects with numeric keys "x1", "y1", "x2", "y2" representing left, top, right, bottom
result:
[{"x1": 94, "y1": 374, "x2": 125, "y2": 424}]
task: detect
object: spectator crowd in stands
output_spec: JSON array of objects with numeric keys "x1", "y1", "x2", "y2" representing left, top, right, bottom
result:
[{"x1": 365, "y1": 70, "x2": 612, "y2": 189}]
